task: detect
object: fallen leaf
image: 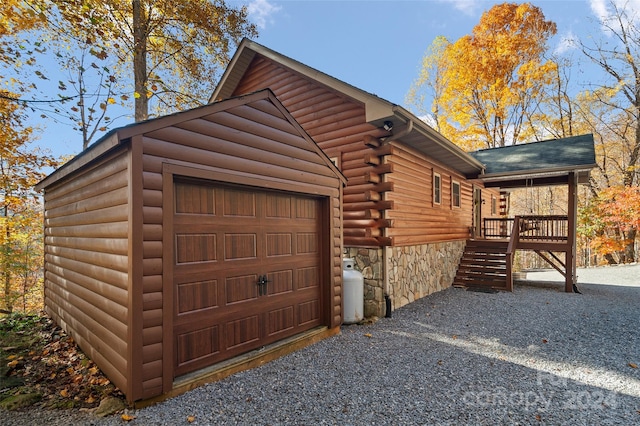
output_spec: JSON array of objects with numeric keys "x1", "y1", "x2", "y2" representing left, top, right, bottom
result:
[
  {"x1": 60, "y1": 388, "x2": 69, "y2": 398},
  {"x1": 7, "y1": 359, "x2": 19, "y2": 367},
  {"x1": 542, "y1": 339, "x2": 548, "y2": 344},
  {"x1": 86, "y1": 395, "x2": 96, "y2": 404},
  {"x1": 629, "y1": 363, "x2": 638, "y2": 369},
  {"x1": 364, "y1": 333, "x2": 372, "y2": 338},
  {"x1": 121, "y1": 414, "x2": 136, "y2": 421},
  {"x1": 535, "y1": 414, "x2": 542, "y2": 421},
  {"x1": 452, "y1": 335, "x2": 458, "y2": 340},
  {"x1": 187, "y1": 415, "x2": 196, "y2": 423}
]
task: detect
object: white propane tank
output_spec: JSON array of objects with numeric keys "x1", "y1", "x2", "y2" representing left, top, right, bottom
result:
[{"x1": 342, "y1": 258, "x2": 364, "y2": 324}]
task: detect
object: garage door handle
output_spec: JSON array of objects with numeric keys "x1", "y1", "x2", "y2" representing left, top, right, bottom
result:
[{"x1": 257, "y1": 275, "x2": 271, "y2": 296}]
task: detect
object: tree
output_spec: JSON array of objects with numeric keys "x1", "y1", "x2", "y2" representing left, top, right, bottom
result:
[
  {"x1": 406, "y1": 36, "x2": 450, "y2": 132},
  {"x1": 0, "y1": 94, "x2": 57, "y2": 313},
  {"x1": 0, "y1": 0, "x2": 46, "y2": 95},
  {"x1": 578, "y1": 0, "x2": 640, "y2": 262},
  {"x1": 579, "y1": 186, "x2": 640, "y2": 264},
  {"x1": 54, "y1": 0, "x2": 258, "y2": 123},
  {"x1": 407, "y1": 3, "x2": 557, "y2": 150}
]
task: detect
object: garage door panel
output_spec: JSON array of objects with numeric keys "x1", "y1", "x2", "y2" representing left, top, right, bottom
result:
[
  {"x1": 224, "y1": 233, "x2": 257, "y2": 260},
  {"x1": 297, "y1": 266, "x2": 319, "y2": 289},
  {"x1": 226, "y1": 315, "x2": 260, "y2": 349},
  {"x1": 267, "y1": 269, "x2": 293, "y2": 295},
  {"x1": 225, "y1": 274, "x2": 259, "y2": 304},
  {"x1": 265, "y1": 193, "x2": 292, "y2": 218},
  {"x1": 296, "y1": 232, "x2": 318, "y2": 254},
  {"x1": 267, "y1": 306, "x2": 295, "y2": 336},
  {"x1": 175, "y1": 181, "x2": 217, "y2": 215},
  {"x1": 176, "y1": 325, "x2": 220, "y2": 367},
  {"x1": 298, "y1": 299, "x2": 321, "y2": 326},
  {"x1": 176, "y1": 233, "x2": 217, "y2": 263},
  {"x1": 177, "y1": 279, "x2": 218, "y2": 314},
  {"x1": 223, "y1": 189, "x2": 256, "y2": 217},
  {"x1": 266, "y1": 233, "x2": 292, "y2": 257},
  {"x1": 295, "y1": 197, "x2": 318, "y2": 219}
]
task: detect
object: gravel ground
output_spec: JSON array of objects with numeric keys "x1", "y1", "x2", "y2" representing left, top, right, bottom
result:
[{"x1": 3, "y1": 265, "x2": 639, "y2": 425}]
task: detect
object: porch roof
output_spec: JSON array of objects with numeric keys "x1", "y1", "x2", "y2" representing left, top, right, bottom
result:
[{"x1": 471, "y1": 134, "x2": 597, "y2": 188}]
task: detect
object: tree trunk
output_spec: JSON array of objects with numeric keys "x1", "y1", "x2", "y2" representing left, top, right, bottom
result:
[
  {"x1": 624, "y1": 228, "x2": 637, "y2": 263},
  {"x1": 3, "y1": 212, "x2": 12, "y2": 313},
  {"x1": 133, "y1": 0, "x2": 148, "y2": 122}
]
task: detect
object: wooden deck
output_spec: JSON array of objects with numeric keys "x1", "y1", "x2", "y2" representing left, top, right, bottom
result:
[{"x1": 454, "y1": 216, "x2": 575, "y2": 292}]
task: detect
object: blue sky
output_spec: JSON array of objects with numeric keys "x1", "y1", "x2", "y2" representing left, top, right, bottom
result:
[
  {"x1": 37, "y1": 0, "x2": 639, "y2": 158},
  {"x1": 239, "y1": 0, "x2": 625, "y2": 105}
]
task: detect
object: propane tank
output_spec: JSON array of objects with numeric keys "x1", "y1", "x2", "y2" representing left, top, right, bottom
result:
[{"x1": 342, "y1": 258, "x2": 364, "y2": 324}]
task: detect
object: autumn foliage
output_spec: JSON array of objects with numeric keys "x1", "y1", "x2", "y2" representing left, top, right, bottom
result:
[
  {"x1": 580, "y1": 186, "x2": 640, "y2": 263},
  {"x1": 408, "y1": 3, "x2": 557, "y2": 150}
]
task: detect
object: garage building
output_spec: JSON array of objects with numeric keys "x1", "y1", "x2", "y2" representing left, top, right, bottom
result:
[{"x1": 35, "y1": 89, "x2": 346, "y2": 403}]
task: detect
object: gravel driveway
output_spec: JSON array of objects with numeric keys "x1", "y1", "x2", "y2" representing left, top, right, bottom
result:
[{"x1": 3, "y1": 265, "x2": 639, "y2": 425}]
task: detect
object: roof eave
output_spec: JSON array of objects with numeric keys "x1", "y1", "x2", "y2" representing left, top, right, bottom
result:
[
  {"x1": 35, "y1": 131, "x2": 123, "y2": 191},
  {"x1": 478, "y1": 163, "x2": 598, "y2": 182},
  {"x1": 391, "y1": 106, "x2": 485, "y2": 175}
]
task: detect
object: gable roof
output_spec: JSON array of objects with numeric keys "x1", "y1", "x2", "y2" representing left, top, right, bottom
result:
[
  {"x1": 211, "y1": 39, "x2": 485, "y2": 177},
  {"x1": 36, "y1": 89, "x2": 345, "y2": 191},
  {"x1": 470, "y1": 134, "x2": 597, "y2": 187}
]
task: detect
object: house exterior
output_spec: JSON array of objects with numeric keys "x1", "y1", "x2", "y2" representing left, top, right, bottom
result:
[
  {"x1": 35, "y1": 90, "x2": 346, "y2": 403},
  {"x1": 211, "y1": 39, "x2": 500, "y2": 316}
]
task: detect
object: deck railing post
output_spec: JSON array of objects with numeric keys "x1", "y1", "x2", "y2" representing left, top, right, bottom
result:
[{"x1": 505, "y1": 216, "x2": 520, "y2": 292}]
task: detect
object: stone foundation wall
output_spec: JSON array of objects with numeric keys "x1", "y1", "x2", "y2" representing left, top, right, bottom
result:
[
  {"x1": 344, "y1": 247, "x2": 384, "y2": 318},
  {"x1": 387, "y1": 241, "x2": 465, "y2": 311},
  {"x1": 345, "y1": 241, "x2": 465, "y2": 318}
]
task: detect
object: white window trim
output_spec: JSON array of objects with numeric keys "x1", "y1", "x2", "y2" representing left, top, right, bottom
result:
[
  {"x1": 433, "y1": 172, "x2": 441, "y2": 206},
  {"x1": 452, "y1": 180, "x2": 461, "y2": 208}
]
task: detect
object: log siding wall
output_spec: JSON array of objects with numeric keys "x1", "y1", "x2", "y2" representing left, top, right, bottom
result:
[
  {"x1": 43, "y1": 149, "x2": 131, "y2": 396},
  {"x1": 385, "y1": 143, "x2": 475, "y2": 245},
  {"x1": 232, "y1": 56, "x2": 387, "y2": 247}
]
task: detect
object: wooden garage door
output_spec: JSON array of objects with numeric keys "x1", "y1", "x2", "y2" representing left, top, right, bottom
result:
[{"x1": 172, "y1": 179, "x2": 324, "y2": 377}]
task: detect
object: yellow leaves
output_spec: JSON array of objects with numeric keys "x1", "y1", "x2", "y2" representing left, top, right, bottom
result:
[
  {"x1": 364, "y1": 333, "x2": 372, "y2": 338},
  {"x1": 629, "y1": 362, "x2": 638, "y2": 369},
  {"x1": 121, "y1": 414, "x2": 136, "y2": 421},
  {"x1": 187, "y1": 415, "x2": 196, "y2": 423},
  {"x1": 107, "y1": 97, "x2": 116, "y2": 105},
  {"x1": 60, "y1": 388, "x2": 69, "y2": 398},
  {"x1": 413, "y1": 2, "x2": 558, "y2": 148}
]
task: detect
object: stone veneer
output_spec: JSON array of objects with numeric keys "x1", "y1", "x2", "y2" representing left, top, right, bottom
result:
[
  {"x1": 344, "y1": 247, "x2": 384, "y2": 318},
  {"x1": 387, "y1": 241, "x2": 466, "y2": 311},
  {"x1": 345, "y1": 241, "x2": 466, "y2": 318}
]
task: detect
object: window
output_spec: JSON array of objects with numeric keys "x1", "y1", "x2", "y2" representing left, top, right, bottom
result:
[
  {"x1": 452, "y1": 181, "x2": 461, "y2": 208},
  {"x1": 433, "y1": 172, "x2": 441, "y2": 205},
  {"x1": 491, "y1": 195, "x2": 497, "y2": 215}
]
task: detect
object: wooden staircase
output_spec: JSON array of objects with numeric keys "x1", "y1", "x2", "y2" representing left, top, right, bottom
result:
[{"x1": 453, "y1": 239, "x2": 510, "y2": 291}]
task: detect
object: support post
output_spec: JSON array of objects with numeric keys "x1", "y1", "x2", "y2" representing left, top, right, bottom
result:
[{"x1": 566, "y1": 172, "x2": 578, "y2": 292}]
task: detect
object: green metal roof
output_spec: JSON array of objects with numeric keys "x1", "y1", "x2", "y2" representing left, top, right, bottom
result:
[{"x1": 471, "y1": 134, "x2": 597, "y2": 177}]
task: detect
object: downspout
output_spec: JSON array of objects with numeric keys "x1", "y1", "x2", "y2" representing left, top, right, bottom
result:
[{"x1": 381, "y1": 118, "x2": 414, "y2": 317}]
